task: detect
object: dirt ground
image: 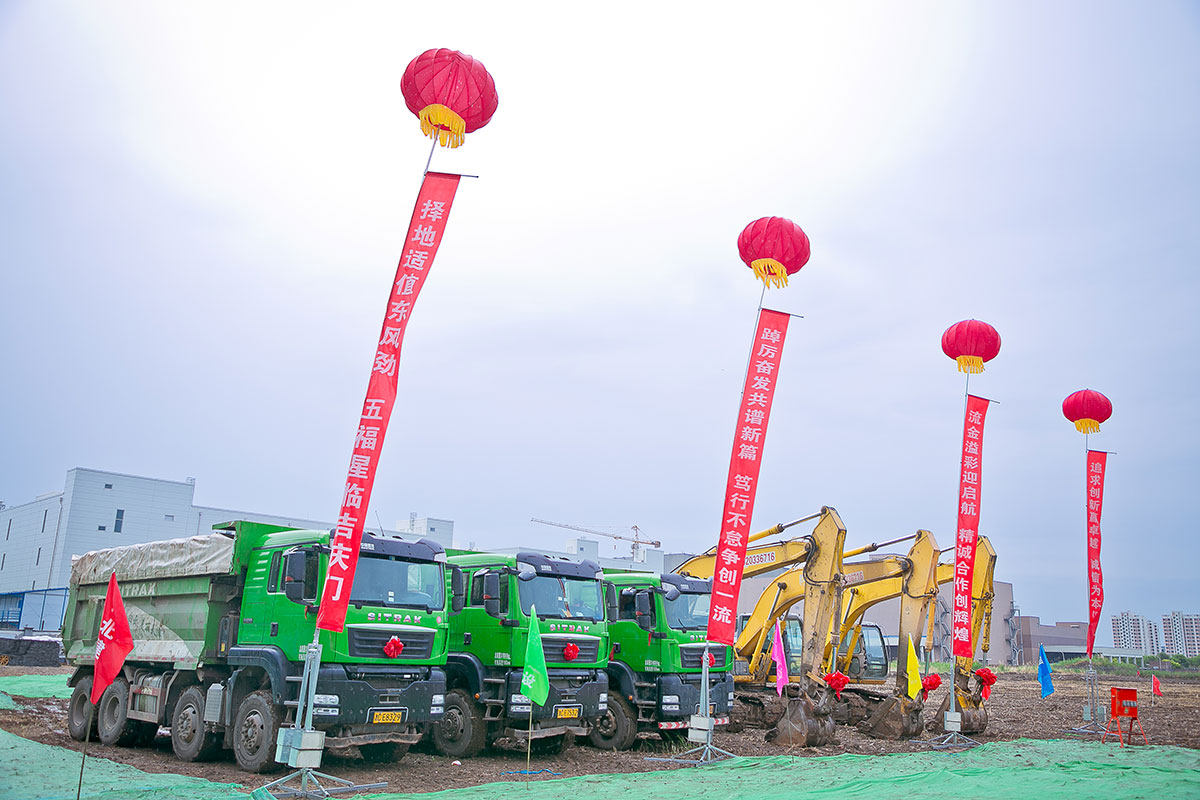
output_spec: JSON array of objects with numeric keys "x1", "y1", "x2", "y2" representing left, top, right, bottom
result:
[{"x1": 3, "y1": 666, "x2": 1197, "y2": 794}]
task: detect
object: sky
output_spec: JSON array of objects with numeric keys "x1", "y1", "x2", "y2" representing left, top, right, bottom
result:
[{"x1": 2, "y1": 2, "x2": 1198, "y2": 643}]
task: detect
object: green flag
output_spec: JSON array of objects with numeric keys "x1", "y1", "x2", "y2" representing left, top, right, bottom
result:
[{"x1": 521, "y1": 604, "x2": 550, "y2": 706}]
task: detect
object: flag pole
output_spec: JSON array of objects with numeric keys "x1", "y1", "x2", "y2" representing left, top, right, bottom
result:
[
  {"x1": 525, "y1": 707, "x2": 533, "y2": 787},
  {"x1": 75, "y1": 703, "x2": 93, "y2": 800}
]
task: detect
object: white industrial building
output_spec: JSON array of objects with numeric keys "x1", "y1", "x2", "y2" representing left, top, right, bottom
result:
[{"x1": 0, "y1": 467, "x2": 451, "y2": 634}]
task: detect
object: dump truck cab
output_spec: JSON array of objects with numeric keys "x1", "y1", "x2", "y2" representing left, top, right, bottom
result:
[
  {"x1": 434, "y1": 551, "x2": 610, "y2": 757},
  {"x1": 592, "y1": 572, "x2": 733, "y2": 750}
]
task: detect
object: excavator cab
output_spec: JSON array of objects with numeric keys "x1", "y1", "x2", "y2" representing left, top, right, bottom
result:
[{"x1": 839, "y1": 624, "x2": 888, "y2": 681}]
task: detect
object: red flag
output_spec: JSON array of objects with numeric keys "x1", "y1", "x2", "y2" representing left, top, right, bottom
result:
[
  {"x1": 1084, "y1": 450, "x2": 1107, "y2": 658},
  {"x1": 952, "y1": 394, "x2": 991, "y2": 658},
  {"x1": 90, "y1": 573, "x2": 133, "y2": 704},
  {"x1": 315, "y1": 171, "x2": 462, "y2": 633},
  {"x1": 1153, "y1": 675, "x2": 1162, "y2": 697},
  {"x1": 706, "y1": 308, "x2": 790, "y2": 645}
]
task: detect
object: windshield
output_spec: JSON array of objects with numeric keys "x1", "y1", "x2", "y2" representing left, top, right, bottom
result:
[
  {"x1": 518, "y1": 575, "x2": 603, "y2": 621},
  {"x1": 349, "y1": 555, "x2": 444, "y2": 611},
  {"x1": 662, "y1": 591, "x2": 710, "y2": 630}
]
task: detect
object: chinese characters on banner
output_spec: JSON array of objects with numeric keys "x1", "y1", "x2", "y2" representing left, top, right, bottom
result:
[
  {"x1": 315, "y1": 172, "x2": 462, "y2": 633},
  {"x1": 91, "y1": 572, "x2": 134, "y2": 703},
  {"x1": 1085, "y1": 450, "x2": 1107, "y2": 657},
  {"x1": 706, "y1": 309, "x2": 791, "y2": 645},
  {"x1": 952, "y1": 394, "x2": 991, "y2": 658}
]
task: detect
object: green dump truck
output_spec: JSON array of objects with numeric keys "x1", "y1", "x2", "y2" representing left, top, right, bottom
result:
[
  {"x1": 431, "y1": 551, "x2": 611, "y2": 757},
  {"x1": 62, "y1": 520, "x2": 461, "y2": 772},
  {"x1": 591, "y1": 572, "x2": 734, "y2": 749}
]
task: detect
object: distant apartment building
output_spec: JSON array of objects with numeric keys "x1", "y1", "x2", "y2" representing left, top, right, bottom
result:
[
  {"x1": 0, "y1": 467, "x2": 449, "y2": 633},
  {"x1": 1017, "y1": 614, "x2": 1143, "y2": 665},
  {"x1": 1162, "y1": 612, "x2": 1200, "y2": 657},
  {"x1": 1111, "y1": 612, "x2": 1160, "y2": 655}
]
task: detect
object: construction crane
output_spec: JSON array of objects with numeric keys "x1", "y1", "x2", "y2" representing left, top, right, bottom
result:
[{"x1": 530, "y1": 518, "x2": 661, "y2": 563}]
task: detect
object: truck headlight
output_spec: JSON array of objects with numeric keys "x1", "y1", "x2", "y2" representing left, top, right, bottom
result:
[
  {"x1": 314, "y1": 694, "x2": 339, "y2": 706},
  {"x1": 662, "y1": 695, "x2": 679, "y2": 704},
  {"x1": 431, "y1": 694, "x2": 444, "y2": 705},
  {"x1": 512, "y1": 693, "x2": 531, "y2": 705},
  {"x1": 599, "y1": 693, "x2": 608, "y2": 702},
  {"x1": 511, "y1": 705, "x2": 532, "y2": 713}
]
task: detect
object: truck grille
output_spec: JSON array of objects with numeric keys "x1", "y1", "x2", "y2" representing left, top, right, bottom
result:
[
  {"x1": 542, "y1": 636, "x2": 600, "y2": 664},
  {"x1": 347, "y1": 628, "x2": 435, "y2": 659},
  {"x1": 680, "y1": 646, "x2": 727, "y2": 669}
]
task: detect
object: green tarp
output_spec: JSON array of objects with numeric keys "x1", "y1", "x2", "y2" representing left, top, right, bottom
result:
[
  {"x1": 0, "y1": 674, "x2": 73, "y2": 699},
  {"x1": 0, "y1": 729, "x2": 1197, "y2": 800}
]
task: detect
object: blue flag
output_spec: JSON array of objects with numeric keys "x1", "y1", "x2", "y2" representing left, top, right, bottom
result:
[{"x1": 1037, "y1": 644, "x2": 1054, "y2": 698}]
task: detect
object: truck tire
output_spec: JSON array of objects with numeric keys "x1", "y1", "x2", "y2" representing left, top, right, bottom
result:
[
  {"x1": 67, "y1": 677, "x2": 97, "y2": 741},
  {"x1": 232, "y1": 690, "x2": 283, "y2": 773},
  {"x1": 171, "y1": 686, "x2": 221, "y2": 762},
  {"x1": 359, "y1": 741, "x2": 410, "y2": 763},
  {"x1": 588, "y1": 696, "x2": 637, "y2": 751},
  {"x1": 431, "y1": 689, "x2": 486, "y2": 758},
  {"x1": 97, "y1": 679, "x2": 141, "y2": 746}
]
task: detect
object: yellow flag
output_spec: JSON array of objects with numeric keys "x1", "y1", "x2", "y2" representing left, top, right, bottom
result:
[{"x1": 906, "y1": 634, "x2": 922, "y2": 700}]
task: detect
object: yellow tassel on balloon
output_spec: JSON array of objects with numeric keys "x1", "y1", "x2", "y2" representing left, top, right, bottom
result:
[
  {"x1": 1073, "y1": 418, "x2": 1101, "y2": 434},
  {"x1": 955, "y1": 355, "x2": 985, "y2": 374},
  {"x1": 418, "y1": 104, "x2": 466, "y2": 148},
  {"x1": 750, "y1": 258, "x2": 790, "y2": 289}
]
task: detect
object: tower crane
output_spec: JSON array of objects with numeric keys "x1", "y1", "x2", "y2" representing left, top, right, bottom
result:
[{"x1": 530, "y1": 518, "x2": 661, "y2": 563}]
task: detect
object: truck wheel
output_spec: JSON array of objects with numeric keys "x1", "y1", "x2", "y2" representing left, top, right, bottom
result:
[
  {"x1": 67, "y1": 677, "x2": 98, "y2": 741},
  {"x1": 529, "y1": 733, "x2": 571, "y2": 755},
  {"x1": 233, "y1": 690, "x2": 283, "y2": 773},
  {"x1": 359, "y1": 742, "x2": 410, "y2": 763},
  {"x1": 588, "y1": 696, "x2": 637, "y2": 751},
  {"x1": 97, "y1": 679, "x2": 140, "y2": 746},
  {"x1": 431, "y1": 689, "x2": 486, "y2": 758},
  {"x1": 171, "y1": 686, "x2": 221, "y2": 761}
]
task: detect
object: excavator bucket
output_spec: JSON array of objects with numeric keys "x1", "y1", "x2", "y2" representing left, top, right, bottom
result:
[
  {"x1": 857, "y1": 693, "x2": 924, "y2": 739},
  {"x1": 765, "y1": 685, "x2": 836, "y2": 747},
  {"x1": 928, "y1": 688, "x2": 988, "y2": 734}
]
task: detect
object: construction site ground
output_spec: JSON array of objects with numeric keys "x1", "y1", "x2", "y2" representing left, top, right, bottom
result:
[{"x1": 2, "y1": 665, "x2": 1198, "y2": 796}]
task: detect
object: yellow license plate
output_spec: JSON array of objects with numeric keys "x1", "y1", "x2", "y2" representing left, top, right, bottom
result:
[
  {"x1": 556, "y1": 707, "x2": 580, "y2": 719},
  {"x1": 372, "y1": 710, "x2": 405, "y2": 724}
]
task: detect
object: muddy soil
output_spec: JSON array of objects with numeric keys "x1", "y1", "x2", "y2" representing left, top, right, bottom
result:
[{"x1": 3, "y1": 667, "x2": 1196, "y2": 794}]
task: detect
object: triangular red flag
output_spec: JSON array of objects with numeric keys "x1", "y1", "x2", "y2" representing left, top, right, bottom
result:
[
  {"x1": 1152, "y1": 675, "x2": 1163, "y2": 697},
  {"x1": 90, "y1": 573, "x2": 134, "y2": 704}
]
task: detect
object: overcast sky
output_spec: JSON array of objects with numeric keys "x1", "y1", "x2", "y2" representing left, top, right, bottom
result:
[{"x1": 2, "y1": 2, "x2": 1197, "y2": 643}]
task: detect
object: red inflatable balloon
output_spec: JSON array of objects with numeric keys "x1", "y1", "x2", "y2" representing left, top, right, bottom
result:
[
  {"x1": 737, "y1": 216, "x2": 811, "y2": 289},
  {"x1": 941, "y1": 320, "x2": 1001, "y2": 374},
  {"x1": 401, "y1": 49, "x2": 498, "y2": 148}
]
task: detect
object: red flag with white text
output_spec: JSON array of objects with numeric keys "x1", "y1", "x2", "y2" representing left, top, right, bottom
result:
[
  {"x1": 706, "y1": 308, "x2": 790, "y2": 645},
  {"x1": 316, "y1": 171, "x2": 462, "y2": 633},
  {"x1": 952, "y1": 394, "x2": 991, "y2": 659},
  {"x1": 1085, "y1": 450, "x2": 1107, "y2": 658},
  {"x1": 91, "y1": 572, "x2": 133, "y2": 704}
]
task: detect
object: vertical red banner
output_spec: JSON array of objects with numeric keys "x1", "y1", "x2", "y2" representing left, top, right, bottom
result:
[
  {"x1": 952, "y1": 394, "x2": 991, "y2": 658},
  {"x1": 315, "y1": 171, "x2": 462, "y2": 633},
  {"x1": 706, "y1": 308, "x2": 791, "y2": 646},
  {"x1": 1085, "y1": 450, "x2": 1107, "y2": 657}
]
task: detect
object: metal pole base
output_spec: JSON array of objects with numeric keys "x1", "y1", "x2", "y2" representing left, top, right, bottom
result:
[
  {"x1": 1066, "y1": 720, "x2": 1108, "y2": 735},
  {"x1": 645, "y1": 742, "x2": 737, "y2": 766},
  {"x1": 929, "y1": 730, "x2": 981, "y2": 750},
  {"x1": 252, "y1": 767, "x2": 387, "y2": 800}
]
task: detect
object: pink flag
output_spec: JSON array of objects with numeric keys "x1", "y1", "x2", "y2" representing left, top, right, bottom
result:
[{"x1": 771, "y1": 621, "x2": 789, "y2": 696}]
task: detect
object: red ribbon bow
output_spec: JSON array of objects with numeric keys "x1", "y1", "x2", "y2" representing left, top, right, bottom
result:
[
  {"x1": 921, "y1": 673, "x2": 942, "y2": 700},
  {"x1": 823, "y1": 671, "x2": 850, "y2": 700},
  {"x1": 383, "y1": 636, "x2": 405, "y2": 658},
  {"x1": 707, "y1": 652, "x2": 716, "y2": 668},
  {"x1": 974, "y1": 667, "x2": 997, "y2": 700},
  {"x1": 562, "y1": 642, "x2": 580, "y2": 661}
]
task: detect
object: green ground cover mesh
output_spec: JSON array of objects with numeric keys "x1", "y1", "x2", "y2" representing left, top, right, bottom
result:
[
  {"x1": 0, "y1": 728, "x2": 244, "y2": 799},
  {"x1": 0, "y1": 730, "x2": 1196, "y2": 800},
  {"x1": 0, "y1": 674, "x2": 74, "y2": 699}
]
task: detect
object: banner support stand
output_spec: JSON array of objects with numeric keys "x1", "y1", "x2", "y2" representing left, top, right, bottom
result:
[
  {"x1": 644, "y1": 643, "x2": 735, "y2": 767},
  {"x1": 1066, "y1": 659, "x2": 1107, "y2": 735}
]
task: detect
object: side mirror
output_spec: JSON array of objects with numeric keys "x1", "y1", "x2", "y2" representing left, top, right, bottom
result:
[
  {"x1": 283, "y1": 550, "x2": 307, "y2": 603},
  {"x1": 482, "y1": 572, "x2": 501, "y2": 618},
  {"x1": 516, "y1": 566, "x2": 537, "y2": 582},
  {"x1": 450, "y1": 567, "x2": 465, "y2": 614},
  {"x1": 635, "y1": 591, "x2": 652, "y2": 631},
  {"x1": 604, "y1": 582, "x2": 618, "y2": 622},
  {"x1": 663, "y1": 585, "x2": 681, "y2": 602}
]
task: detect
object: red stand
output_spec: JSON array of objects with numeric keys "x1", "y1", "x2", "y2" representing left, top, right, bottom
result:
[{"x1": 1102, "y1": 687, "x2": 1147, "y2": 747}]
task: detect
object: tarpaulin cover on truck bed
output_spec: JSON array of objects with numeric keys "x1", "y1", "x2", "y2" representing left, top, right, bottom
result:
[{"x1": 70, "y1": 533, "x2": 235, "y2": 587}]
